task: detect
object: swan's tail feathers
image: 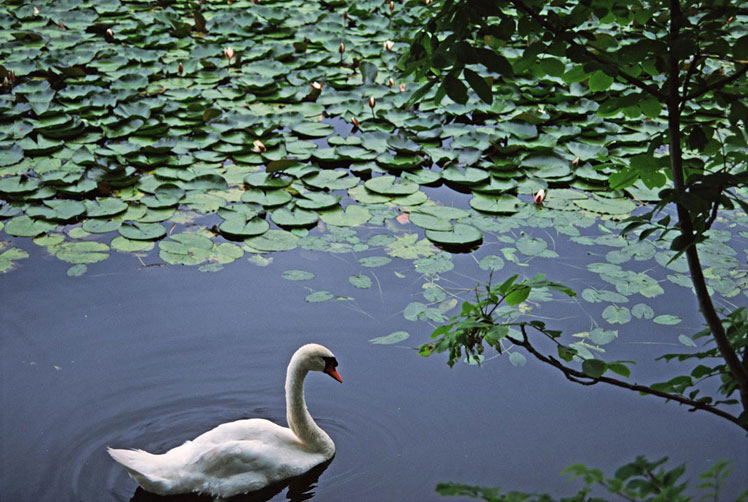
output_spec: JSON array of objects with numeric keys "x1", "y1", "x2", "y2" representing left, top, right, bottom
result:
[{"x1": 107, "y1": 447, "x2": 178, "y2": 496}]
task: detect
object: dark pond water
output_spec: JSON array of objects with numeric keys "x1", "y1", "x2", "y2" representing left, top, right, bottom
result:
[{"x1": 2, "y1": 236, "x2": 747, "y2": 502}]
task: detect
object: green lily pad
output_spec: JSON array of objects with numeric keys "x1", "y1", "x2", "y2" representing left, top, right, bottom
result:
[
  {"x1": 469, "y1": 194, "x2": 519, "y2": 214},
  {"x1": 426, "y1": 224, "x2": 483, "y2": 247},
  {"x1": 319, "y1": 205, "x2": 371, "y2": 227},
  {"x1": 27, "y1": 200, "x2": 86, "y2": 222},
  {"x1": 364, "y1": 175, "x2": 419, "y2": 196},
  {"x1": 84, "y1": 198, "x2": 129, "y2": 218},
  {"x1": 82, "y1": 219, "x2": 122, "y2": 234},
  {"x1": 111, "y1": 236, "x2": 155, "y2": 253},
  {"x1": 409, "y1": 212, "x2": 452, "y2": 231},
  {"x1": 4, "y1": 215, "x2": 56, "y2": 237},
  {"x1": 282, "y1": 270, "x2": 315, "y2": 281},
  {"x1": 270, "y1": 208, "x2": 319, "y2": 228},
  {"x1": 349, "y1": 274, "x2": 373, "y2": 289},
  {"x1": 370, "y1": 331, "x2": 409, "y2": 344},
  {"x1": 54, "y1": 241, "x2": 110, "y2": 264},
  {"x1": 118, "y1": 222, "x2": 166, "y2": 240},
  {"x1": 305, "y1": 290, "x2": 334, "y2": 302},
  {"x1": 244, "y1": 229, "x2": 299, "y2": 252},
  {"x1": 219, "y1": 217, "x2": 270, "y2": 238},
  {"x1": 0, "y1": 247, "x2": 29, "y2": 273}
]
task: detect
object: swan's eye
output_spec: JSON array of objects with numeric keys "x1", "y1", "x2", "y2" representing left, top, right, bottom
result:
[{"x1": 322, "y1": 356, "x2": 337, "y2": 368}]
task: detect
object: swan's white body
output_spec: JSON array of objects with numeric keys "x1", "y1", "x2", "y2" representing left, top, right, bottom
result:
[{"x1": 108, "y1": 344, "x2": 342, "y2": 498}]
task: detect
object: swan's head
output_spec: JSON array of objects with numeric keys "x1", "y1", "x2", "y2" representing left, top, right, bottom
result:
[{"x1": 293, "y1": 343, "x2": 343, "y2": 383}]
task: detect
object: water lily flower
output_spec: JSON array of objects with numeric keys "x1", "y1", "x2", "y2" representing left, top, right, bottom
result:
[
  {"x1": 311, "y1": 81, "x2": 323, "y2": 91},
  {"x1": 339, "y1": 43, "x2": 345, "y2": 55},
  {"x1": 178, "y1": 62, "x2": 183, "y2": 75},
  {"x1": 368, "y1": 96, "x2": 376, "y2": 118},
  {"x1": 253, "y1": 139, "x2": 266, "y2": 153},
  {"x1": 388, "y1": 78, "x2": 395, "y2": 88},
  {"x1": 351, "y1": 117, "x2": 360, "y2": 129},
  {"x1": 399, "y1": 83, "x2": 406, "y2": 92},
  {"x1": 224, "y1": 47, "x2": 235, "y2": 61},
  {"x1": 389, "y1": 1, "x2": 395, "y2": 13},
  {"x1": 571, "y1": 156, "x2": 580, "y2": 166},
  {"x1": 33, "y1": 6, "x2": 39, "y2": 15},
  {"x1": 533, "y1": 189, "x2": 546, "y2": 205},
  {"x1": 384, "y1": 40, "x2": 394, "y2": 51}
]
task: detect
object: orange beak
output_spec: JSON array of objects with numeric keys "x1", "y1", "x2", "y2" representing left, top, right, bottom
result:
[{"x1": 325, "y1": 367, "x2": 343, "y2": 383}]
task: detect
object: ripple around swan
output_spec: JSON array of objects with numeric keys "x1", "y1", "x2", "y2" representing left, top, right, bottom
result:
[{"x1": 46, "y1": 380, "x2": 430, "y2": 502}]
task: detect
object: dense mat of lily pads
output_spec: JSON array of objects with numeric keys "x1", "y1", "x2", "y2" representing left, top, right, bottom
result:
[{"x1": 1, "y1": 0, "x2": 747, "y2": 340}]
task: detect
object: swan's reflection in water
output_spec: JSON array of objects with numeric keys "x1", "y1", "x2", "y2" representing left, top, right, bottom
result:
[{"x1": 129, "y1": 459, "x2": 332, "y2": 502}]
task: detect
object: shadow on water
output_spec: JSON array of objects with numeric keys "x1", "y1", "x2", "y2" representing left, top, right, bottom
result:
[{"x1": 129, "y1": 459, "x2": 332, "y2": 502}]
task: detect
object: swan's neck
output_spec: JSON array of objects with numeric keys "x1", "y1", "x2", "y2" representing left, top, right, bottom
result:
[{"x1": 285, "y1": 359, "x2": 334, "y2": 454}]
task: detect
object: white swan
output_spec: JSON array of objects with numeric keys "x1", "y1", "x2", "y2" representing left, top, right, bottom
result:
[{"x1": 108, "y1": 343, "x2": 342, "y2": 498}]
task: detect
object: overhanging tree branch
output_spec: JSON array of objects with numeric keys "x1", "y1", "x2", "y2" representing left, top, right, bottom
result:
[
  {"x1": 683, "y1": 65, "x2": 748, "y2": 102},
  {"x1": 506, "y1": 0, "x2": 666, "y2": 101},
  {"x1": 509, "y1": 325, "x2": 747, "y2": 431}
]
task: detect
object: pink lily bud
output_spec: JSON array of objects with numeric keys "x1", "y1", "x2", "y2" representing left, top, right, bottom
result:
[
  {"x1": 533, "y1": 189, "x2": 546, "y2": 205},
  {"x1": 224, "y1": 47, "x2": 235, "y2": 61}
]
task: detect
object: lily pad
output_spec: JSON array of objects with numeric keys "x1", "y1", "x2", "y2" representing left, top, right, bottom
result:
[
  {"x1": 319, "y1": 205, "x2": 371, "y2": 227},
  {"x1": 370, "y1": 331, "x2": 409, "y2": 344},
  {"x1": 118, "y1": 222, "x2": 166, "y2": 241},
  {"x1": 425, "y1": 224, "x2": 483, "y2": 248}
]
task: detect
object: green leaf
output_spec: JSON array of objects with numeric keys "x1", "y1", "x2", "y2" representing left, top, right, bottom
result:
[
  {"x1": 653, "y1": 314, "x2": 681, "y2": 325},
  {"x1": 505, "y1": 285, "x2": 531, "y2": 306},
  {"x1": 358, "y1": 256, "x2": 391, "y2": 268},
  {"x1": 55, "y1": 241, "x2": 110, "y2": 264},
  {"x1": 426, "y1": 224, "x2": 483, "y2": 248},
  {"x1": 282, "y1": 270, "x2": 315, "y2": 281},
  {"x1": 349, "y1": 274, "x2": 372, "y2": 289},
  {"x1": 509, "y1": 352, "x2": 526, "y2": 367},
  {"x1": 443, "y1": 73, "x2": 468, "y2": 104},
  {"x1": 463, "y1": 68, "x2": 492, "y2": 104},
  {"x1": 678, "y1": 334, "x2": 697, "y2": 347},
  {"x1": 305, "y1": 290, "x2": 334, "y2": 303},
  {"x1": 588, "y1": 70, "x2": 614, "y2": 91},
  {"x1": 582, "y1": 359, "x2": 606, "y2": 378},
  {"x1": 602, "y1": 305, "x2": 632, "y2": 324},
  {"x1": 319, "y1": 205, "x2": 371, "y2": 227},
  {"x1": 118, "y1": 222, "x2": 166, "y2": 241},
  {"x1": 0, "y1": 247, "x2": 29, "y2": 273},
  {"x1": 370, "y1": 331, "x2": 409, "y2": 344}
]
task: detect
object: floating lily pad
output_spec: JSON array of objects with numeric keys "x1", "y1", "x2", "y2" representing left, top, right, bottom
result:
[
  {"x1": 426, "y1": 224, "x2": 483, "y2": 248},
  {"x1": 219, "y1": 217, "x2": 269, "y2": 238},
  {"x1": 118, "y1": 222, "x2": 166, "y2": 240},
  {"x1": 4, "y1": 215, "x2": 56, "y2": 237},
  {"x1": 370, "y1": 331, "x2": 409, "y2": 344},
  {"x1": 349, "y1": 274, "x2": 373, "y2": 289},
  {"x1": 0, "y1": 247, "x2": 29, "y2": 273},
  {"x1": 319, "y1": 205, "x2": 371, "y2": 227},
  {"x1": 364, "y1": 175, "x2": 419, "y2": 196},
  {"x1": 283, "y1": 270, "x2": 315, "y2": 281},
  {"x1": 270, "y1": 208, "x2": 319, "y2": 228},
  {"x1": 244, "y1": 229, "x2": 299, "y2": 252},
  {"x1": 469, "y1": 194, "x2": 519, "y2": 214},
  {"x1": 54, "y1": 241, "x2": 110, "y2": 264}
]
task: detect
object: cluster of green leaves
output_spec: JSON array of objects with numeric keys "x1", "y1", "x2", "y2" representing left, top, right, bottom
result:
[
  {"x1": 400, "y1": 0, "x2": 748, "y2": 246},
  {"x1": 0, "y1": 0, "x2": 685, "y2": 276},
  {"x1": 436, "y1": 457, "x2": 747, "y2": 502},
  {"x1": 418, "y1": 273, "x2": 575, "y2": 367},
  {"x1": 417, "y1": 269, "x2": 747, "y2": 428},
  {"x1": 656, "y1": 308, "x2": 748, "y2": 410}
]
